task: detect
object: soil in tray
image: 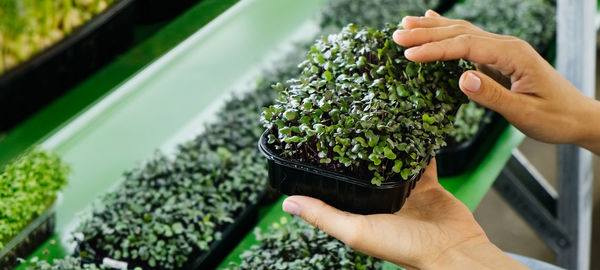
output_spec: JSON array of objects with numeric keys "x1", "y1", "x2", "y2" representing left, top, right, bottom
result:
[{"x1": 265, "y1": 129, "x2": 416, "y2": 184}]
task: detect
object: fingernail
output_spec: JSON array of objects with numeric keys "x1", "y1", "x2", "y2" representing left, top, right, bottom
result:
[
  {"x1": 425, "y1": 9, "x2": 440, "y2": 17},
  {"x1": 401, "y1": 16, "x2": 416, "y2": 27},
  {"x1": 462, "y1": 73, "x2": 481, "y2": 92},
  {"x1": 393, "y1": 30, "x2": 405, "y2": 41},
  {"x1": 404, "y1": 47, "x2": 420, "y2": 57},
  {"x1": 282, "y1": 199, "x2": 301, "y2": 216}
]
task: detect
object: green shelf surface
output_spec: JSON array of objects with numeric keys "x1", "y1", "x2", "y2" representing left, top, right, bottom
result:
[
  {"x1": 218, "y1": 124, "x2": 525, "y2": 269},
  {"x1": 14, "y1": 0, "x2": 327, "y2": 267}
]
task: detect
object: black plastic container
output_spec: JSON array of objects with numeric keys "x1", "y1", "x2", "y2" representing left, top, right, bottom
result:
[
  {"x1": 0, "y1": 201, "x2": 57, "y2": 270},
  {"x1": 436, "y1": 110, "x2": 505, "y2": 177},
  {"x1": 0, "y1": 0, "x2": 136, "y2": 132},
  {"x1": 78, "y1": 192, "x2": 264, "y2": 270},
  {"x1": 259, "y1": 131, "x2": 427, "y2": 215},
  {"x1": 434, "y1": 0, "x2": 460, "y2": 14}
]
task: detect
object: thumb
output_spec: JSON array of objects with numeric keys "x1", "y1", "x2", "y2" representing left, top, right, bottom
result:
[
  {"x1": 282, "y1": 195, "x2": 365, "y2": 246},
  {"x1": 459, "y1": 70, "x2": 524, "y2": 115}
]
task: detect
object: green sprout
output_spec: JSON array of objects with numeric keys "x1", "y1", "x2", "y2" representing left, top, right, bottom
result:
[
  {"x1": 447, "y1": 100, "x2": 489, "y2": 144},
  {"x1": 228, "y1": 216, "x2": 382, "y2": 270},
  {"x1": 262, "y1": 24, "x2": 472, "y2": 185},
  {"x1": 70, "y1": 46, "x2": 306, "y2": 269},
  {"x1": 0, "y1": 147, "x2": 69, "y2": 249},
  {"x1": 319, "y1": 0, "x2": 440, "y2": 30},
  {"x1": 0, "y1": 0, "x2": 116, "y2": 74}
]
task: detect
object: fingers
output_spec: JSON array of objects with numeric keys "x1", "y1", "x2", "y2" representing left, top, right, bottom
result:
[
  {"x1": 402, "y1": 34, "x2": 527, "y2": 78},
  {"x1": 459, "y1": 71, "x2": 532, "y2": 120},
  {"x1": 282, "y1": 196, "x2": 366, "y2": 247},
  {"x1": 405, "y1": 34, "x2": 503, "y2": 63},
  {"x1": 394, "y1": 25, "x2": 481, "y2": 47},
  {"x1": 401, "y1": 15, "x2": 471, "y2": 30}
]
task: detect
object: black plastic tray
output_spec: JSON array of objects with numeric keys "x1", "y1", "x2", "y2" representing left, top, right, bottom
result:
[
  {"x1": 0, "y1": 0, "x2": 136, "y2": 132},
  {"x1": 436, "y1": 110, "x2": 505, "y2": 177},
  {"x1": 259, "y1": 130, "x2": 428, "y2": 215},
  {"x1": 434, "y1": 0, "x2": 460, "y2": 15},
  {"x1": 0, "y1": 200, "x2": 57, "y2": 270},
  {"x1": 78, "y1": 191, "x2": 265, "y2": 270},
  {"x1": 134, "y1": 0, "x2": 202, "y2": 24}
]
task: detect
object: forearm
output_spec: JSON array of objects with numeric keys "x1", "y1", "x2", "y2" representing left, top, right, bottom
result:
[{"x1": 425, "y1": 238, "x2": 528, "y2": 270}]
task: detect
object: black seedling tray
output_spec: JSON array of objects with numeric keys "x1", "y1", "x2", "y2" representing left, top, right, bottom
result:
[
  {"x1": 78, "y1": 191, "x2": 265, "y2": 270},
  {"x1": 0, "y1": 0, "x2": 136, "y2": 132},
  {"x1": 436, "y1": 110, "x2": 505, "y2": 177},
  {"x1": 434, "y1": 0, "x2": 460, "y2": 14},
  {"x1": 134, "y1": 0, "x2": 202, "y2": 24},
  {"x1": 0, "y1": 200, "x2": 57, "y2": 270},
  {"x1": 259, "y1": 130, "x2": 428, "y2": 215}
]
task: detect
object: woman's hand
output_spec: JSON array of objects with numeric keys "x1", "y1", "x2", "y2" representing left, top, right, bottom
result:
[
  {"x1": 282, "y1": 159, "x2": 528, "y2": 269},
  {"x1": 394, "y1": 10, "x2": 600, "y2": 154}
]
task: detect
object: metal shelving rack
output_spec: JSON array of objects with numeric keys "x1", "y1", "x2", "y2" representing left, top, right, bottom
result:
[{"x1": 493, "y1": 1, "x2": 597, "y2": 269}]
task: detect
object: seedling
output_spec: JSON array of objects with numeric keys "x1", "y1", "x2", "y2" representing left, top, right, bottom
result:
[
  {"x1": 0, "y1": 0, "x2": 116, "y2": 74},
  {"x1": 447, "y1": 100, "x2": 488, "y2": 145},
  {"x1": 229, "y1": 216, "x2": 381, "y2": 269},
  {"x1": 320, "y1": 0, "x2": 440, "y2": 29},
  {"x1": 262, "y1": 24, "x2": 471, "y2": 185},
  {"x1": 0, "y1": 148, "x2": 68, "y2": 249},
  {"x1": 72, "y1": 52, "x2": 305, "y2": 269}
]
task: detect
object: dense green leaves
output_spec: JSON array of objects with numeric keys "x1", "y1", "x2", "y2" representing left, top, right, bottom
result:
[
  {"x1": 72, "y1": 100, "x2": 268, "y2": 268},
  {"x1": 262, "y1": 24, "x2": 471, "y2": 185},
  {"x1": 446, "y1": 0, "x2": 555, "y2": 54},
  {"x1": 228, "y1": 216, "x2": 381, "y2": 270},
  {"x1": 70, "y1": 47, "x2": 305, "y2": 269},
  {"x1": 73, "y1": 148, "x2": 265, "y2": 269},
  {"x1": 319, "y1": 0, "x2": 439, "y2": 30},
  {"x1": 447, "y1": 100, "x2": 488, "y2": 144},
  {"x1": 0, "y1": 148, "x2": 68, "y2": 249},
  {"x1": 0, "y1": 0, "x2": 116, "y2": 74}
]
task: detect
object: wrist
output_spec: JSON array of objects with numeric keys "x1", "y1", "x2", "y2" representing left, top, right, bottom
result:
[
  {"x1": 573, "y1": 97, "x2": 600, "y2": 154},
  {"x1": 424, "y1": 237, "x2": 528, "y2": 270}
]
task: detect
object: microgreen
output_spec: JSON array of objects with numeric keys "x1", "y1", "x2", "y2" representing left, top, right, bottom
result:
[
  {"x1": 228, "y1": 216, "x2": 381, "y2": 270},
  {"x1": 0, "y1": 0, "x2": 116, "y2": 74},
  {"x1": 447, "y1": 100, "x2": 489, "y2": 144},
  {"x1": 262, "y1": 24, "x2": 472, "y2": 185},
  {"x1": 0, "y1": 148, "x2": 68, "y2": 250},
  {"x1": 319, "y1": 0, "x2": 440, "y2": 30},
  {"x1": 70, "y1": 47, "x2": 306, "y2": 269}
]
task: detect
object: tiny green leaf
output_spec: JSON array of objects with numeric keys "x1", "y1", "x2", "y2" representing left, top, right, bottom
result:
[{"x1": 392, "y1": 160, "x2": 403, "y2": 173}]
